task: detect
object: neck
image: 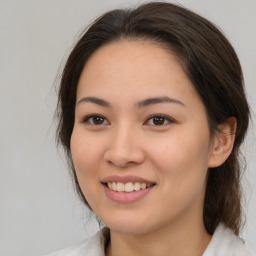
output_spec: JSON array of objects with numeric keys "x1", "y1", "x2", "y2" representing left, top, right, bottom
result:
[{"x1": 105, "y1": 217, "x2": 211, "y2": 256}]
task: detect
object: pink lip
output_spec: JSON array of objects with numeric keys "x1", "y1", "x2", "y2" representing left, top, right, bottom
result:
[
  {"x1": 101, "y1": 175, "x2": 155, "y2": 185},
  {"x1": 102, "y1": 183, "x2": 155, "y2": 203}
]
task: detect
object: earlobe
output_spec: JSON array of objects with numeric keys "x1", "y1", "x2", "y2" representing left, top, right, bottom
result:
[{"x1": 208, "y1": 117, "x2": 237, "y2": 168}]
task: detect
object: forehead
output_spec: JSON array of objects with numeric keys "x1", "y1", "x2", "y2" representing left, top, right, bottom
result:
[
  {"x1": 79, "y1": 39, "x2": 183, "y2": 83},
  {"x1": 77, "y1": 40, "x2": 199, "y2": 106}
]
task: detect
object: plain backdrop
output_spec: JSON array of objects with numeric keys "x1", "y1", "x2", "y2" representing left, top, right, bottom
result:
[{"x1": 0, "y1": 0, "x2": 255, "y2": 255}]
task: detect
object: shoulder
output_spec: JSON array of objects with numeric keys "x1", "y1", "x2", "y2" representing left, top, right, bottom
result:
[
  {"x1": 42, "y1": 227, "x2": 110, "y2": 256},
  {"x1": 203, "y1": 223, "x2": 256, "y2": 256}
]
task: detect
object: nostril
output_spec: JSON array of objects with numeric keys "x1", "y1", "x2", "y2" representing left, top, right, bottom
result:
[
  {"x1": 106, "y1": 159, "x2": 134, "y2": 168},
  {"x1": 103, "y1": 141, "x2": 145, "y2": 167}
]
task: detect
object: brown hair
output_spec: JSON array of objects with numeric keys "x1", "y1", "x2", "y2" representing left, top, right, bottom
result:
[{"x1": 56, "y1": 2, "x2": 250, "y2": 235}]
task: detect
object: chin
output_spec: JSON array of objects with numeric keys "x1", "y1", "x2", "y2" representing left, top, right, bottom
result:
[
  {"x1": 101, "y1": 214, "x2": 151, "y2": 235},
  {"x1": 107, "y1": 222, "x2": 150, "y2": 235}
]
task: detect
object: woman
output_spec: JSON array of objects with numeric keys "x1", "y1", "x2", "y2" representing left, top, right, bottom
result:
[{"x1": 46, "y1": 2, "x2": 254, "y2": 255}]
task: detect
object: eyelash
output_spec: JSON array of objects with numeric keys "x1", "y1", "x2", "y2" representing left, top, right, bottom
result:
[
  {"x1": 82, "y1": 114, "x2": 109, "y2": 125},
  {"x1": 144, "y1": 114, "x2": 175, "y2": 126},
  {"x1": 81, "y1": 114, "x2": 175, "y2": 126}
]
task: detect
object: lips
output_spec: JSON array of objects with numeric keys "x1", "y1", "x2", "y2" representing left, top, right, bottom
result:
[
  {"x1": 107, "y1": 181, "x2": 154, "y2": 192},
  {"x1": 101, "y1": 175, "x2": 155, "y2": 184},
  {"x1": 101, "y1": 175, "x2": 156, "y2": 192},
  {"x1": 101, "y1": 175, "x2": 156, "y2": 203}
]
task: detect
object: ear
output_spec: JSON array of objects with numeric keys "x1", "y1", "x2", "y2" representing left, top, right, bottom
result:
[{"x1": 208, "y1": 117, "x2": 237, "y2": 168}]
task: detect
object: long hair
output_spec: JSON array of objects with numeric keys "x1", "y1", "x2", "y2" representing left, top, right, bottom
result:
[{"x1": 56, "y1": 2, "x2": 250, "y2": 235}]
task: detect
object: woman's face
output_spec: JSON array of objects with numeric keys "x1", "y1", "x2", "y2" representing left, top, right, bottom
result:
[{"x1": 71, "y1": 40, "x2": 216, "y2": 235}]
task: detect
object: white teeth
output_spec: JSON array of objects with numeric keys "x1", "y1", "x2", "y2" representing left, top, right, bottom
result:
[
  {"x1": 133, "y1": 182, "x2": 140, "y2": 191},
  {"x1": 117, "y1": 182, "x2": 125, "y2": 192},
  {"x1": 107, "y1": 182, "x2": 112, "y2": 189},
  {"x1": 141, "y1": 183, "x2": 146, "y2": 189},
  {"x1": 124, "y1": 182, "x2": 133, "y2": 192},
  {"x1": 112, "y1": 182, "x2": 117, "y2": 191},
  {"x1": 107, "y1": 181, "x2": 153, "y2": 192}
]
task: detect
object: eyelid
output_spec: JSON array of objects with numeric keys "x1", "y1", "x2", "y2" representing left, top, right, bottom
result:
[
  {"x1": 80, "y1": 113, "x2": 176, "y2": 126},
  {"x1": 81, "y1": 114, "x2": 110, "y2": 125},
  {"x1": 144, "y1": 114, "x2": 176, "y2": 126}
]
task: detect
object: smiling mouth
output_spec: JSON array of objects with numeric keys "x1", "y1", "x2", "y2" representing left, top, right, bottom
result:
[{"x1": 103, "y1": 182, "x2": 155, "y2": 192}]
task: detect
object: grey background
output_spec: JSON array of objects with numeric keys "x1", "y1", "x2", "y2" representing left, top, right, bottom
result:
[{"x1": 0, "y1": 0, "x2": 255, "y2": 255}]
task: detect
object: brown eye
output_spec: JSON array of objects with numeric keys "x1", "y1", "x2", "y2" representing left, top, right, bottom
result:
[
  {"x1": 152, "y1": 116, "x2": 165, "y2": 125},
  {"x1": 92, "y1": 116, "x2": 105, "y2": 124},
  {"x1": 145, "y1": 115, "x2": 174, "y2": 126},
  {"x1": 83, "y1": 114, "x2": 109, "y2": 125}
]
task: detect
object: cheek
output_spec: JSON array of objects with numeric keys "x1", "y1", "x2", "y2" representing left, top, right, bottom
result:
[
  {"x1": 151, "y1": 131, "x2": 209, "y2": 166},
  {"x1": 149, "y1": 127, "x2": 211, "y2": 193},
  {"x1": 70, "y1": 130, "x2": 103, "y2": 189},
  {"x1": 70, "y1": 130, "x2": 108, "y2": 213}
]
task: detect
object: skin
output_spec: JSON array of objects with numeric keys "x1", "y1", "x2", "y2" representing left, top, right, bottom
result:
[{"x1": 70, "y1": 40, "x2": 235, "y2": 256}]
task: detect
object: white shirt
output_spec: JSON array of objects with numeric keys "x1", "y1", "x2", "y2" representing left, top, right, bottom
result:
[{"x1": 44, "y1": 223, "x2": 255, "y2": 256}]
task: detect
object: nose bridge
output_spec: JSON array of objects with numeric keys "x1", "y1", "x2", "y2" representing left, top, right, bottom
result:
[{"x1": 104, "y1": 121, "x2": 144, "y2": 167}]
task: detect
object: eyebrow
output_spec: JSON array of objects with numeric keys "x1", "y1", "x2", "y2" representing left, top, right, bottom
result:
[
  {"x1": 77, "y1": 96, "x2": 185, "y2": 108},
  {"x1": 77, "y1": 96, "x2": 111, "y2": 107},
  {"x1": 137, "y1": 96, "x2": 185, "y2": 108}
]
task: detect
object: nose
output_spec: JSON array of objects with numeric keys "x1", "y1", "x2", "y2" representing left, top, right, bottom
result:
[{"x1": 103, "y1": 124, "x2": 145, "y2": 168}]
